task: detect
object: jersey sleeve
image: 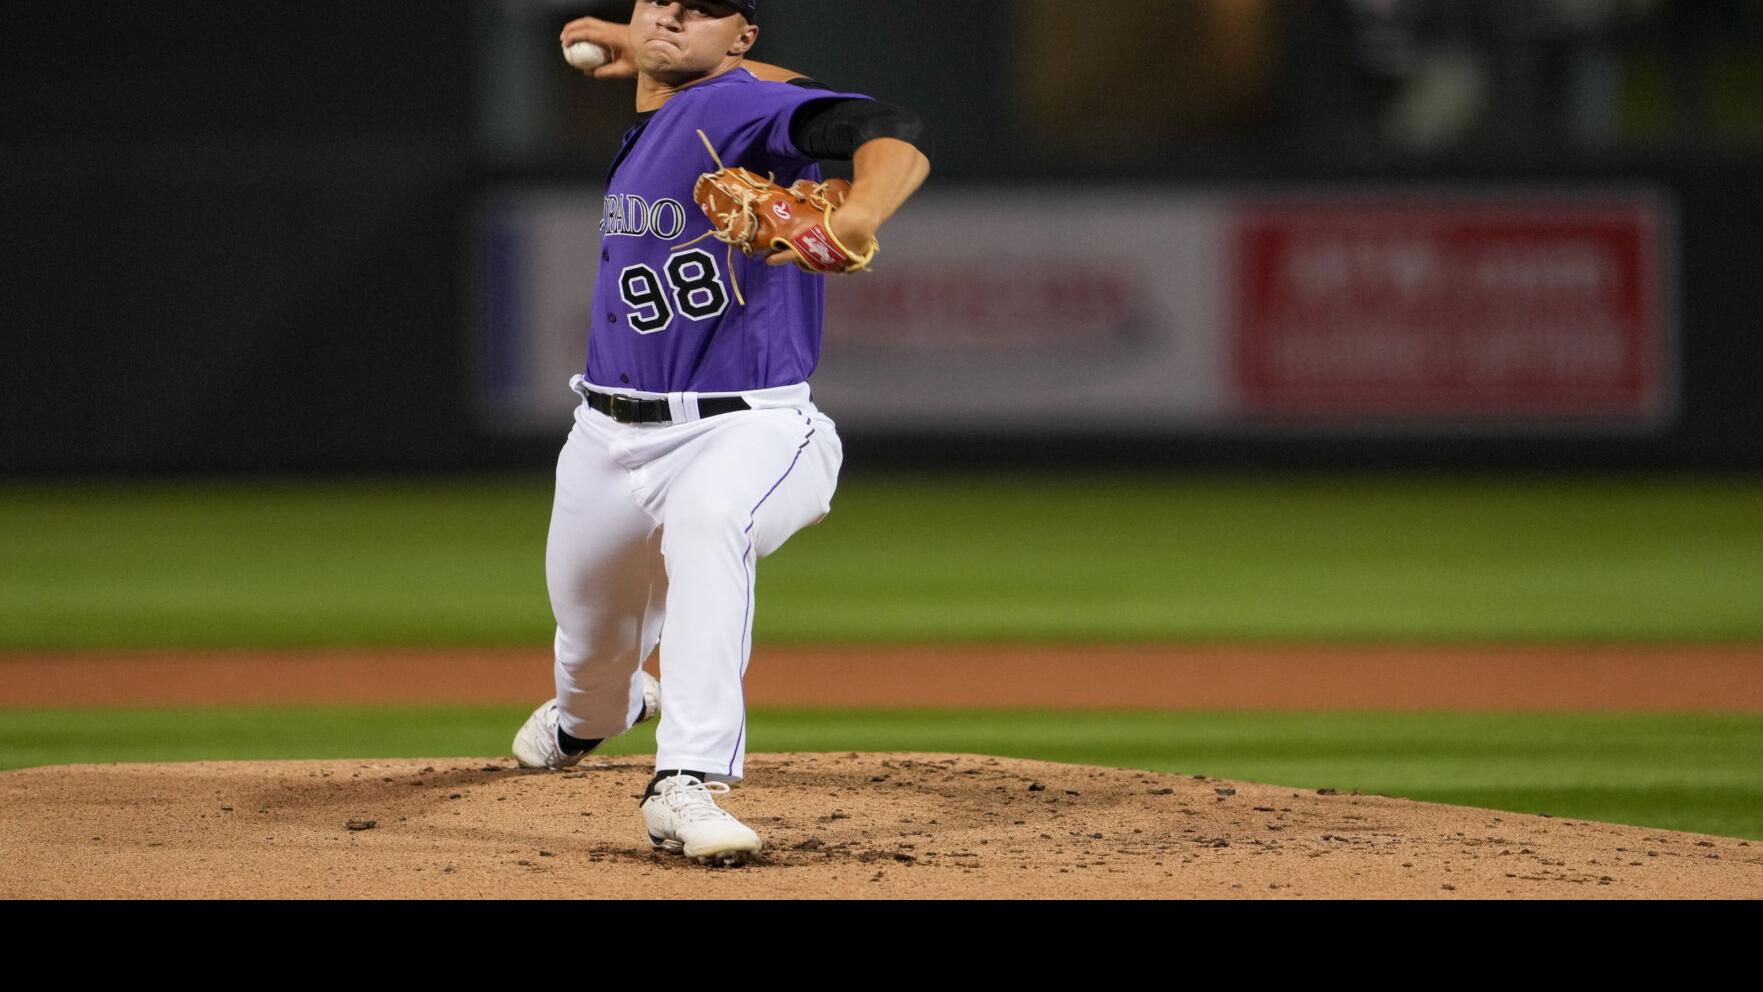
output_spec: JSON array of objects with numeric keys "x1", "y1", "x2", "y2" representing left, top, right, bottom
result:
[{"x1": 710, "y1": 72, "x2": 873, "y2": 163}]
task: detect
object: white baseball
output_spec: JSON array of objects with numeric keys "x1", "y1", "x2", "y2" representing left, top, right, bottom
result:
[{"x1": 563, "y1": 42, "x2": 609, "y2": 71}]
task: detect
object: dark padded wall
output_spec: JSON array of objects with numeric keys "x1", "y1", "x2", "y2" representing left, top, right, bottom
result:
[{"x1": 4, "y1": 3, "x2": 1759, "y2": 472}]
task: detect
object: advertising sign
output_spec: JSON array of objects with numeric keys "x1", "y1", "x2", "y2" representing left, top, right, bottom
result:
[
  {"x1": 1235, "y1": 197, "x2": 1671, "y2": 425},
  {"x1": 475, "y1": 189, "x2": 1674, "y2": 435}
]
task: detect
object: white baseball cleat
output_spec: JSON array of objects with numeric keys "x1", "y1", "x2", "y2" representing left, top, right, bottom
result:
[
  {"x1": 641, "y1": 773, "x2": 763, "y2": 867},
  {"x1": 636, "y1": 670, "x2": 661, "y2": 723},
  {"x1": 512, "y1": 671, "x2": 661, "y2": 770}
]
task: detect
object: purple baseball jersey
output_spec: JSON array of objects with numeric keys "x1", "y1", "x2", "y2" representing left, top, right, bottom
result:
[{"x1": 586, "y1": 69, "x2": 871, "y2": 394}]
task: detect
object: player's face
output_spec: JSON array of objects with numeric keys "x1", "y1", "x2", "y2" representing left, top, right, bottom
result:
[{"x1": 630, "y1": 0, "x2": 757, "y2": 81}]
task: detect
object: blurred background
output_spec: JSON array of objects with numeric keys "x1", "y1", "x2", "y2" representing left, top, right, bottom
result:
[
  {"x1": 5, "y1": 0, "x2": 1762, "y2": 471},
  {"x1": 3, "y1": 1, "x2": 1762, "y2": 841}
]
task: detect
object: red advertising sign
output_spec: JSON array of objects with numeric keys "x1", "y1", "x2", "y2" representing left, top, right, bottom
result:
[{"x1": 1235, "y1": 198, "x2": 1670, "y2": 422}]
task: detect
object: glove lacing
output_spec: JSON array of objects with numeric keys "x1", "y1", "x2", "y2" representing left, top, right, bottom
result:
[{"x1": 671, "y1": 130, "x2": 875, "y2": 303}]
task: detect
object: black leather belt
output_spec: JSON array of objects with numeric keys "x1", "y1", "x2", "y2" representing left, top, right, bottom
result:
[{"x1": 585, "y1": 389, "x2": 751, "y2": 425}]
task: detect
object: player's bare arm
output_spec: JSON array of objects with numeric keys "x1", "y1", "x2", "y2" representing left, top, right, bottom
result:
[
  {"x1": 738, "y1": 59, "x2": 809, "y2": 84},
  {"x1": 767, "y1": 137, "x2": 931, "y2": 267}
]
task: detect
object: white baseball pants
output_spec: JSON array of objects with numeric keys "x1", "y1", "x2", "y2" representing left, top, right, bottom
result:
[{"x1": 544, "y1": 375, "x2": 842, "y2": 782}]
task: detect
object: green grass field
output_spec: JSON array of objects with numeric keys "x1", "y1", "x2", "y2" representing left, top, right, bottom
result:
[
  {"x1": 3, "y1": 474, "x2": 1761, "y2": 648},
  {"x1": 3, "y1": 708, "x2": 1758, "y2": 839},
  {"x1": 4, "y1": 475, "x2": 1760, "y2": 840}
]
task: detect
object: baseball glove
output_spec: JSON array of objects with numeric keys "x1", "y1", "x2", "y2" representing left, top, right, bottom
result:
[{"x1": 687, "y1": 130, "x2": 878, "y2": 277}]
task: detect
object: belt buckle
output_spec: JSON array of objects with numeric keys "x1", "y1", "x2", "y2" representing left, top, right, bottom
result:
[{"x1": 609, "y1": 394, "x2": 639, "y2": 423}]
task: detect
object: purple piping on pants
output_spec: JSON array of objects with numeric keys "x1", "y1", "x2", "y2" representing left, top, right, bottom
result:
[{"x1": 727, "y1": 411, "x2": 815, "y2": 774}]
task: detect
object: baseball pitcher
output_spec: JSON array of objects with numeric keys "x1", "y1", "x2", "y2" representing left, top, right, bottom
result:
[{"x1": 511, "y1": 0, "x2": 931, "y2": 867}]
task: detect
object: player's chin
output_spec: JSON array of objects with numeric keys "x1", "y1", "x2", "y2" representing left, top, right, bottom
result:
[
  {"x1": 641, "y1": 54, "x2": 712, "y2": 83},
  {"x1": 636, "y1": 42, "x2": 687, "y2": 69}
]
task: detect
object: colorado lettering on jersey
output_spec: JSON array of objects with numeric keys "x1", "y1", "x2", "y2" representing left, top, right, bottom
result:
[
  {"x1": 586, "y1": 69, "x2": 876, "y2": 392},
  {"x1": 602, "y1": 194, "x2": 690, "y2": 241}
]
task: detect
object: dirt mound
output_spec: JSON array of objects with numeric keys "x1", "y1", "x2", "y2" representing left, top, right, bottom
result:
[{"x1": 2, "y1": 753, "x2": 1756, "y2": 899}]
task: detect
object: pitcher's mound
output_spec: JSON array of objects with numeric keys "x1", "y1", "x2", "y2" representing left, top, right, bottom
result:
[{"x1": 2, "y1": 753, "x2": 1755, "y2": 898}]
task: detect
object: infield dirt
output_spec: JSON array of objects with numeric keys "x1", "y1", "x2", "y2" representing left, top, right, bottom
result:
[
  {"x1": 5, "y1": 644, "x2": 1761, "y2": 710},
  {"x1": 4, "y1": 752, "x2": 1758, "y2": 899}
]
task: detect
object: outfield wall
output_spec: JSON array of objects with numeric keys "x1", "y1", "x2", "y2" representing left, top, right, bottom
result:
[
  {"x1": 475, "y1": 188, "x2": 1674, "y2": 440},
  {"x1": 4, "y1": 3, "x2": 1760, "y2": 473}
]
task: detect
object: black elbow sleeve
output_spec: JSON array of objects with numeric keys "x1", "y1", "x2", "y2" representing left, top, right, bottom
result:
[{"x1": 789, "y1": 98, "x2": 933, "y2": 162}]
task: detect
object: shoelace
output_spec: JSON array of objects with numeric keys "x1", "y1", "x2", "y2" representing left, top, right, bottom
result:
[{"x1": 659, "y1": 777, "x2": 737, "y2": 823}]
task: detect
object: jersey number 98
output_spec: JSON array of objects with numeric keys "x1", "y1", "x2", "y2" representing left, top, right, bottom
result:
[{"x1": 618, "y1": 250, "x2": 730, "y2": 334}]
